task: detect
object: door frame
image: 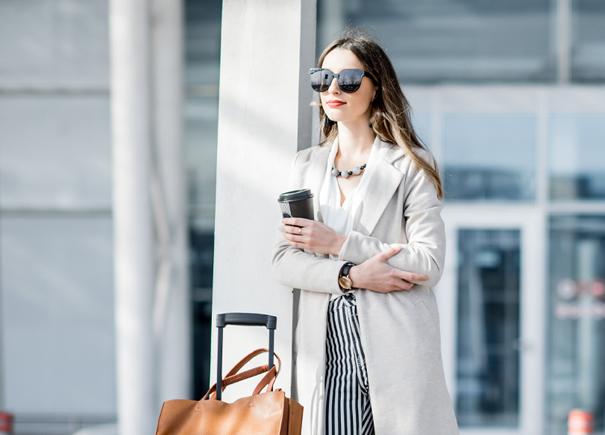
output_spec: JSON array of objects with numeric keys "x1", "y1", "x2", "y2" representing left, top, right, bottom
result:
[{"x1": 437, "y1": 204, "x2": 546, "y2": 435}]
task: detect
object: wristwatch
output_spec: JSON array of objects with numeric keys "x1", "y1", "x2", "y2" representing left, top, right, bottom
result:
[{"x1": 338, "y1": 262, "x2": 357, "y2": 293}]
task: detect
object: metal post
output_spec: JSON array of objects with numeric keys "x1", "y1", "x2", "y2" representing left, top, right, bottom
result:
[
  {"x1": 577, "y1": 240, "x2": 599, "y2": 410},
  {"x1": 556, "y1": 0, "x2": 572, "y2": 84},
  {"x1": 149, "y1": 0, "x2": 191, "y2": 407}
]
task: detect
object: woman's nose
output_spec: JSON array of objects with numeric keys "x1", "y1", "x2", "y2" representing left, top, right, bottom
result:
[{"x1": 327, "y1": 76, "x2": 340, "y2": 93}]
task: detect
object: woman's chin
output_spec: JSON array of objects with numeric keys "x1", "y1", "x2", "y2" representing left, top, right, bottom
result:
[
  {"x1": 325, "y1": 114, "x2": 349, "y2": 123},
  {"x1": 327, "y1": 117, "x2": 366, "y2": 126}
]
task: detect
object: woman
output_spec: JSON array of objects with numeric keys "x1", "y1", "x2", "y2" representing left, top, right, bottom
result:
[{"x1": 272, "y1": 31, "x2": 459, "y2": 435}]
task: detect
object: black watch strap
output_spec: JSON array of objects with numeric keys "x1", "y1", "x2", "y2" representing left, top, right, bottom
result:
[
  {"x1": 338, "y1": 261, "x2": 357, "y2": 291},
  {"x1": 341, "y1": 262, "x2": 355, "y2": 277}
]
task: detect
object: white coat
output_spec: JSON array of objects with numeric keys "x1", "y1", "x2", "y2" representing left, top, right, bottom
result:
[{"x1": 272, "y1": 138, "x2": 459, "y2": 435}]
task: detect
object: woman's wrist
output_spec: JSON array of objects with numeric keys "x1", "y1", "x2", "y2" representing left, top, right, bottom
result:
[
  {"x1": 349, "y1": 265, "x2": 363, "y2": 289},
  {"x1": 332, "y1": 234, "x2": 346, "y2": 256}
]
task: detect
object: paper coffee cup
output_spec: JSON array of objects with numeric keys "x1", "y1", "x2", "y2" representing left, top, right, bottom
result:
[{"x1": 277, "y1": 189, "x2": 314, "y2": 220}]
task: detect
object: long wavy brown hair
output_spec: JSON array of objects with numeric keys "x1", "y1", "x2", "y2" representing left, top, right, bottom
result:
[{"x1": 315, "y1": 30, "x2": 444, "y2": 199}]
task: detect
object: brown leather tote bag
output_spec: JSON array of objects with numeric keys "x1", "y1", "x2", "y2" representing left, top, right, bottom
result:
[
  {"x1": 155, "y1": 347, "x2": 303, "y2": 434},
  {"x1": 156, "y1": 312, "x2": 302, "y2": 434}
]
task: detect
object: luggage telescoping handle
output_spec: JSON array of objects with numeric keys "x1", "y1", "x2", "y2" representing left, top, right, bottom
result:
[{"x1": 215, "y1": 313, "x2": 277, "y2": 400}]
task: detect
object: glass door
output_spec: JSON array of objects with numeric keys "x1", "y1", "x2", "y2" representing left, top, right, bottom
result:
[{"x1": 438, "y1": 206, "x2": 545, "y2": 435}]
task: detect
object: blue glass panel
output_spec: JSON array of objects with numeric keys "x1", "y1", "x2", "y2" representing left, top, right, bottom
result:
[
  {"x1": 546, "y1": 215, "x2": 605, "y2": 434},
  {"x1": 0, "y1": 215, "x2": 115, "y2": 414},
  {"x1": 317, "y1": 0, "x2": 555, "y2": 83},
  {"x1": 0, "y1": 96, "x2": 111, "y2": 209},
  {"x1": 572, "y1": 0, "x2": 605, "y2": 82},
  {"x1": 443, "y1": 113, "x2": 536, "y2": 201},
  {"x1": 549, "y1": 113, "x2": 605, "y2": 200},
  {"x1": 456, "y1": 229, "x2": 521, "y2": 428}
]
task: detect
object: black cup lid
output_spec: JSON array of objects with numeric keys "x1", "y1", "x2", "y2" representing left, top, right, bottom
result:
[{"x1": 278, "y1": 188, "x2": 313, "y2": 202}]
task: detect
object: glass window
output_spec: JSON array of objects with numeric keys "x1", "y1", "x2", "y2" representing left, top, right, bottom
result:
[
  {"x1": 411, "y1": 111, "x2": 431, "y2": 148},
  {"x1": 0, "y1": 1, "x2": 109, "y2": 88},
  {"x1": 184, "y1": 0, "x2": 221, "y2": 403},
  {"x1": 456, "y1": 229, "x2": 521, "y2": 428},
  {"x1": 185, "y1": 0, "x2": 221, "y2": 89},
  {"x1": 572, "y1": 0, "x2": 605, "y2": 82},
  {"x1": 443, "y1": 113, "x2": 536, "y2": 201},
  {"x1": 317, "y1": 0, "x2": 555, "y2": 83},
  {"x1": 549, "y1": 113, "x2": 605, "y2": 200},
  {"x1": 184, "y1": 96, "x2": 218, "y2": 212},
  {"x1": 0, "y1": 215, "x2": 116, "y2": 414},
  {"x1": 184, "y1": 0, "x2": 220, "y2": 216},
  {"x1": 189, "y1": 219, "x2": 214, "y2": 400},
  {"x1": 546, "y1": 215, "x2": 605, "y2": 434},
  {"x1": 0, "y1": 96, "x2": 112, "y2": 209}
]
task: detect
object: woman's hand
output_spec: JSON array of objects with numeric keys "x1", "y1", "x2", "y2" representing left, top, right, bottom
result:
[
  {"x1": 350, "y1": 246, "x2": 429, "y2": 293},
  {"x1": 281, "y1": 217, "x2": 345, "y2": 256}
]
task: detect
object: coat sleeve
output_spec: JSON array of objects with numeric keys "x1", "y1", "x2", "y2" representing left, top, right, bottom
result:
[
  {"x1": 336, "y1": 151, "x2": 446, "y2": 289},
  {"x1": 271, "y1": 150, "x2": 348, "y2": 295}
]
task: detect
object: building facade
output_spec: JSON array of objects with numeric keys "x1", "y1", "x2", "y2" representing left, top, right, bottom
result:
[{"x1": 0, "y1": 0, "x2": 604, "y2": 434}]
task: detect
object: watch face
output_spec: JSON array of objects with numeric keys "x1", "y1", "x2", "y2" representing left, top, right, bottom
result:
[{"x1": 339, "y1": 275, "x2": 352, "y2": 290}]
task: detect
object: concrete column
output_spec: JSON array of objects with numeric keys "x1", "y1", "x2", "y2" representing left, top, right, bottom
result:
[
  {"x1": 211, "y1": 0, "x2": 317, "y2": 400},
  {"x1": 109, "y1": 0, "x2": 155, "y2": 434}
]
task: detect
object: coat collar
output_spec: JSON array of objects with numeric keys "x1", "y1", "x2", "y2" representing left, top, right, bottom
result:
[{"x1": 307, "y1": 137, "x2": 406, "y2": 236}]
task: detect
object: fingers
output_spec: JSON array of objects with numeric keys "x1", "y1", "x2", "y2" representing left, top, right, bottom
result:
[
  {"x1": 378, "y1": 245, "x2": 401, "y2": 261},
  {"x1": 385, "y1": 271, "x2": 428, "y2": 292},
  {"x1": 284, "y1": 234, "x2": 304, "y2": 244},
  {"x1": 398, "y1": 270, "x2": 429, "y2": 283},
  {"x1": 367, "y1": 274, "x2": 415, "y2": 293},
  {"x1": 386, "y1": 268, "x2": 426, "y2": 291},
  {"x1": 375, "y1": 245, "x2": 428, "y2": 284},
  {"x1": 371, "y1": 278, "x2": 412, "y2": 293},
  {"x1": 390, "y1": 278, "x2": 414, "y2": 291},
  {"x1": 400, "y1": 281, "x2": 414, "y2": 291},
  {"x1": 282, "y1": 217, "x2": 310, "y2": 227},
  {"x1": 281, "y1": 217, "x2": 310, "y2": 237},
  {"x1": 280, "y1": 223, "x2": 304, "y2": 235}
]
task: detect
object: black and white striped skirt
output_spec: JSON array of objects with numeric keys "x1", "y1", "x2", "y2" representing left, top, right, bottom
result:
[{"x1": 324, "y1": 293, "x2": 375, "y2": 435}]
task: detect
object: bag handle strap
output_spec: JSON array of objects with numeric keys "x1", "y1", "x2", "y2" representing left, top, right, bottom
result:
[
  {"x1": 219, "y1": 351, "x2": 281, "y2": 398},
  {"x1": 202, "y1": 348, "x2": 281, "y2": 400},
  {"x1": 252, "y1": 364, "x2": 279, "y2": 395},
  {"x1": 202, "y1": 365, "x2": 269, "y2": 399},
  {"x1": 224, "y1": 348, "x2": 272, "y2": 378}
]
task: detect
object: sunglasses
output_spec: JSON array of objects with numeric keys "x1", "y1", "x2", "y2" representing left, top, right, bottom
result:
[{"x1": 309, "y1": 68, "x2": 375, "y2": 93}]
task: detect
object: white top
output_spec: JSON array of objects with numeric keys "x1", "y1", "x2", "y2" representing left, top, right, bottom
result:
[{"x1": 319, "y1": 135, "x2": 380, "y2": 300}]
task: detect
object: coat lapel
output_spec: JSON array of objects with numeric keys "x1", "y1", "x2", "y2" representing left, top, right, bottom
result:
[
  {"x1": 358, "y1": 140, "x2": 405, "y2": 235},
  {"x1": 306, "y1": 138, "x2": 406, "y2": 236}
]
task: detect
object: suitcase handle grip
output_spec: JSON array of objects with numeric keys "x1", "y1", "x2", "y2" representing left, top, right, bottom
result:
[
  {"x1": 216, "y1": 312, "x2": 277, "y2": 329},
  {"x1": 214, "y1": 312, "x2": 277, "y2": 400}
]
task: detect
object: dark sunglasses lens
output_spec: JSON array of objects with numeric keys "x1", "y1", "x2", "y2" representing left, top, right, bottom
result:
[
  {"x1": 338, "y1": 69, "x2": 363, "y2": 93},
  {"x1": 310, "y1": 69, "x2": 332, "y2": 92}
]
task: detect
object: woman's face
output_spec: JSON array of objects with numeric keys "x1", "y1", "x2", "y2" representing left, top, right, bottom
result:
[{"x1": 320, "y1": 48, "x2": 376, "y2": 125}]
